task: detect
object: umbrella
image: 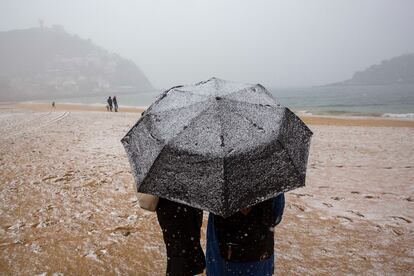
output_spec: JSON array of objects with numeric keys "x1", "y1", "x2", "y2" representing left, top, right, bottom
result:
[{"x1": 121, "y1": 78, "x2": 312, "y2": 217}]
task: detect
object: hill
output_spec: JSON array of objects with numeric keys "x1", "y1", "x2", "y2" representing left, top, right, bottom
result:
[
  {"x1": 328, "y1": 53, "x2": 414, "y2": 86},
  {"x1": 0, "y1": 25, "x2": 153, "y2": 101}
]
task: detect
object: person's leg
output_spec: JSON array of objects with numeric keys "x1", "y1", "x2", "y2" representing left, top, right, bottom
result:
[
  {"x1": 156, "y1": 198, "x2": 205, "y2": 276},
  {"x1": 206, "y1": 214, "x2": 226, "y2": 276}
]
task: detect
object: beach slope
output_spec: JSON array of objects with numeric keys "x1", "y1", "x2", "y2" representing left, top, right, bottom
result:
[{"x1": 0, "y1": 105, "x2": 413, "y2": 274}]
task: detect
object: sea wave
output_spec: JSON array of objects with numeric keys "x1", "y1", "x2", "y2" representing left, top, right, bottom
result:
[
  {"x1": 295, "y1": 110, "x2": 313, "y2": 116},
  {"x1": 381, "y1": 113, "x2": 414, "y2": 119}
]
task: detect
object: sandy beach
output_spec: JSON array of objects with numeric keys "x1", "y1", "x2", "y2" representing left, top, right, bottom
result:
[{"x1": 0, "y1": 104, "x2": 413, "y2": 275}]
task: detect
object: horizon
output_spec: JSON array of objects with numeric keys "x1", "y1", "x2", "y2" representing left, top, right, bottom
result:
[{"x1": 3, "y1": 23, "x2": 414, "y2": 90}]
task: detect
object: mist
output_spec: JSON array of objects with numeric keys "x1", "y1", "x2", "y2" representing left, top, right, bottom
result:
[{"x1": 1, "y1": 0, "x2": 414, "y2": 88}]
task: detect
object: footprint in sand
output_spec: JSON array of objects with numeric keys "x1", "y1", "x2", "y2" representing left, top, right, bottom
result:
[
  {"x1": 323, "y1": 202, "x2": 333, "y2": 208},
  {"x1": 336, "y1": 216, "x2": 353, "y2": 223},
  {"x1": 289, "y1": 203, "x2": 306, "y2": 212},
  {"x1": 364, "y1": 195, "x2": 380, "y2": 199},
  {"x1": 390, "y1": 216, "x2": 412, "y2": 223},
  {"x1": 42, "y1": 175, "x2": 56, "y2": 181},
  {"x1": 111, "y1": 226, "x2": 135, "y2": 237},
  {"x1": 291, "y1": 193, "x2": 314, "y2": 198},
  {"x1": 404, "y1": 196, "x2": 413, "y2": 202},
  {"x1": 331, "y1": 196, "x2": 344, "y2": 201},
  {"x1": 346, "y1": 210, "x2": 365, "y2": 217},
  {"x1": 351, "y1": 191, "x2": 360, "y2": 194},
  {"x1": 385, "y1": 225, "x2": 404, "y2": 236},
  {"x1": 380, "y1": 192, "x2": 398, "y2": 196}
]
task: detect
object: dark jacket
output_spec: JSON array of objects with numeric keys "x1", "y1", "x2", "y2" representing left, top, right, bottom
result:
[
  {"x1": 213, "y1": 194, "x2": 285, "y2": 263},
  {"x1": 156, "y1": 198, "x2": 206, "y2": 276}
]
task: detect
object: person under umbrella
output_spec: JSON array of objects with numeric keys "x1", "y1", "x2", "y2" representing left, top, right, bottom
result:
[
  {"x1": 121, "y1": 78, "x2": 312, "y2": 275},
  {"x1": 206, "y1": 194, "x2": 285, "y2": 275},
  {"x1": 156, "y1": 198, "x2": 205, "y2": 275}
]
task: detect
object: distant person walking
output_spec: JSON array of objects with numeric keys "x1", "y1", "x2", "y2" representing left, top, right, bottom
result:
[
  {"x1": 52, "y1": 101, "x2": 55, "y2": 108},
  {"x1": 107, "y1": 96, "x2": 113, "y2": 112},
  {"x1": 113, "y1": 96, "x2": 118, "y2": 112}
]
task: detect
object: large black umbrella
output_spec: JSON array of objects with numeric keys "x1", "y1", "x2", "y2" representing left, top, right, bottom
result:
[{"x1": 121, "y1": 78, "x2": 312, "y2": 217}]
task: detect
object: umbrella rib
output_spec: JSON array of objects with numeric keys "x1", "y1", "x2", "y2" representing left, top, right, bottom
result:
[
  {"x1": 220, "y1": 98, "x2": 283, "y2": 131},
  {"x1": 165, "y1": 102, "x2": 215, "y2": 145},
  {"x1": 174, "y1": 89, "x2": 211, "y2": 99},
  {"x1": 144, "y1": 86, "x2": 184, "y2": 114},
  {"x1": 275, "y1": 138, "x2": 305, "y2": 181},
  {"x1": 276, "y1": 109, "x2": 309, "y2": 179},
  {"x1": 144, "y1": 100, "x2": 214, "y2": 145},
  {"x1": 147, "y1": 98, "x2": 212, "y2": 116},
  {"x1": 222, "y1": 99, "x2": 306, "y2": 189},
  {"x1": 277, "y1": 108, "x2": 313, "y2": 176},
  {"x1": 227, "y1": 110, "x2": 266, "y2": 132},
  {"x1": 217, "y1": 107, "x2": 228, "y2": 216},
  {"x1": 221, "y1": 96, "x2": 278, "y2": 109},
  {"x1": 220, "y1": 84, "x2": 276, "y2": 102},
  {"x1": 140, "y1": 104, "x2": 218, "y2": 197}
]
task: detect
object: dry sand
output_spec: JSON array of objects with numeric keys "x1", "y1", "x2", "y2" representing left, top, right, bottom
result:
[{"x1": 0, "y1": 104, "x2": 413, "y2": 275}]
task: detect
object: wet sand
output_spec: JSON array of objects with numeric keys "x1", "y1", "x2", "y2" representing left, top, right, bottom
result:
[{"x1": 0, "y1": 104, "x2": 413, "y2": 275}]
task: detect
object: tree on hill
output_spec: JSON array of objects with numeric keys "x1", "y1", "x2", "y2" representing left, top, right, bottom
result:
[
  {"x1": 0, "y1": 26, "x2": 153, "y2": 101},
  {"x1": 328, "y1": 53, "x2": 414, "y2": 86}
]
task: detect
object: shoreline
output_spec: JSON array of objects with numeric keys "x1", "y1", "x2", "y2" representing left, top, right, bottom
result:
[
  {"x1": 2, "y1": 102, "x2": 414, "y2": 128},
  {"x1": 5, "y1": 102, "x2": 147, "y2": 114}
]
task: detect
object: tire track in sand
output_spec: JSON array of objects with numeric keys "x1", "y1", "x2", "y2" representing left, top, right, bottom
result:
[
  {"x1": 1, "y1": 112, "x2": 70, "y2": 140},
  {"x1": 0, "y1": 111, "x2": 52, "y2": 133}
]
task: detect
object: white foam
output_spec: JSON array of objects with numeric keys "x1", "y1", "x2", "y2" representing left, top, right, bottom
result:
[
  {"x1": 118, "y1": 105, "x2": 148, "y2": 109},
  {"x1": 382, "y1": 113, "x2": 414, "y2": 119},
  {"x1": 296, "y1": 110, "x2": 313, "y2": 116}
]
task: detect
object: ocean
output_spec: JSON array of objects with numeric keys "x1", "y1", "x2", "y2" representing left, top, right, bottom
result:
[
  {"x1": 49, "y1": 84, "x2": 414, "y2": 118},
  {"x1": 271, "y1": 84, "x2": 414, "y2": 118}
]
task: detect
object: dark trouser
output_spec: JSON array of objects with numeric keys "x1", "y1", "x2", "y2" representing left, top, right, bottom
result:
[{"x1": 156, "y1": 198, "x2": 205, "y2": 276}]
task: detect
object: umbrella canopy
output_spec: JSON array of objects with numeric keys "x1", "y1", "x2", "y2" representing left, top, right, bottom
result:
[{"x1": 121, "y1": 78, "x2": 312, "y2": 217}]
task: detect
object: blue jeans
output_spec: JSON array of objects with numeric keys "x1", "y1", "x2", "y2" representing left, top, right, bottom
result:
[{"x1": 205, "y1": 194, "x2": 284, "y2": 276}]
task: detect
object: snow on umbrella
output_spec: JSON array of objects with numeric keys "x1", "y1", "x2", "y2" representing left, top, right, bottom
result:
[{"x1": 121, "y1": 78, "x2": 312, "y2": 217}]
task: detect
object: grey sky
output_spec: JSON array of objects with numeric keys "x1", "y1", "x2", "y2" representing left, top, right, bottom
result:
[{"x1": 1, "y1": 0, "x2": 414, "y2": 88}]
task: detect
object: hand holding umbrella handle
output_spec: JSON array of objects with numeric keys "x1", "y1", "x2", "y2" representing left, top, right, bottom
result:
[
  {"x1": 240, "y1": 207, "x2": 252, "y2": 215},
  {"x1": 138, "y1": 193, "x2": 159, "y2": 212}
]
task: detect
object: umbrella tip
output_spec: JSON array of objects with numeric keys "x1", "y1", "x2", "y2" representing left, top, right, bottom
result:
[
  {"x1": 195, "y1": 77, "x2": 225, "y2": 87},
  {"x1": 208, "y1": 76, "x2": 224, "y2": 82}
]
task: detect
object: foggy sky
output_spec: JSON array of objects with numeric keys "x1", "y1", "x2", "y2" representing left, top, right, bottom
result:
[{"x1": 1, "y1": 0, "x2": 414, "y2": 89}]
